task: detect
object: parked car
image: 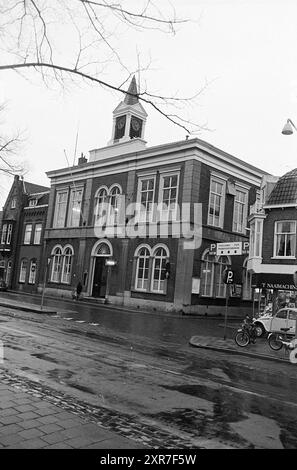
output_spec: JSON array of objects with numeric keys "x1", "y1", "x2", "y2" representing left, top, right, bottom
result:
[
  {"x1": 0, "y1": 280, "x2": 7, "y2": 291},
  {"x1": 254, "y1": 307, "x2": 297, "y2": 337}
]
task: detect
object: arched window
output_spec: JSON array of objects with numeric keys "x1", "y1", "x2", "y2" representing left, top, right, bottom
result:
[
  {"x1": 135, "y1": 246, "x2": 151, "y2": 291},
  {"x1": 215, "y1": 255, "x2": 230, "y2": 298},
  {"x1": 96, "y1": 242, "x2": 111, "y2": 256},
  {"x1": 200, "y1": 250, "x2": 216, "y2": 297},
  {"x1": 61, "y1": 246, "x2": 74, "y2": 284},
  {"x1": 242, "y1": 258, "x2": 252, "y2": 300},
  {"x1": 19, "y1": 259, "x2": 28, "y2": 283},
  {"x1": 109, "y1": 185, "x2": 121, "y2": 223},
  {"x1": 51, "y1": 246, "x2": 62, "y2": 283},
  {"x1": 151, "y1": 246, "x2": 168, "y2": 293},
  {"x1": 94, "y1": 187, "x2": 108, "y2": 223}
]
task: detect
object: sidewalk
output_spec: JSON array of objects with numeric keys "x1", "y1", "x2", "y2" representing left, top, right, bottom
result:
[
  {"x1": 0, "y1": 373, "x2": 145, "y2": 449},
  {"x1": 1, "y1": 290, "x2": 243, "y2": 320},
  {"x1": 0, "y1": 297, "x2": 57, "y2": 315},
  {"x1": 189, "y1": 335, "x2": 293, "y2": 363}
]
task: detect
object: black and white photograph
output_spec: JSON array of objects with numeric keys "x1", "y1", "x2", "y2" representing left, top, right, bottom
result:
[{"x1": 0, "y1": 0, "x2": 296, "y2": 455}]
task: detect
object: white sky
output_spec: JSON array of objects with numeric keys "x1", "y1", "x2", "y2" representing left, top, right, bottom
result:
[{"x1": 1, "y1": 0, "x2": 297, "y2": 206}]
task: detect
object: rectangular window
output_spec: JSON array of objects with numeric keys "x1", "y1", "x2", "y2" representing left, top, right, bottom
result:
[
  {"x1": 1, "y1": 224, "x2": 7, "y2": 244},
  {"x1": 33, "y1": 223, "x2": 42, "y2": 245},
  {"x1": 6, "y1": 224, "x2": 12, "y2": 244},
  {"x1": 233, "y1": 187, "x2": 248, "y2": 233},
  {"x1": 208, "y1": 176, "x2": 226, "y2": 228},
  {"x1": 250, "y1": 219, "x2": 263, "y2": 257},
  {"x1": 24, "y1": 224, "x2": 32, "y2": 245},
  {"x1": 53, "y1": 190, "x2": 68, "y2": 228},
  {"x1": 274, "y1": 221, "x2": 296, "y2": 257},
  {"x1": 159, "y1": 173, "x2": 179, "y2": 220},
  {"x1": 137, "y1": 176, "x2": 155, "y2": 222},
  {"x1": 67, "y1": 187, "x2": 83, "y2": 227},
  {"x1": 11, "y1": 198, "x2": 16, "y2": 209}
]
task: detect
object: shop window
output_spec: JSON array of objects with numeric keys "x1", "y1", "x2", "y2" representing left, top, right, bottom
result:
[
  {"x1": 200, "y1": 250, "x2": 216, "y2": 297},
  {"x1": 242, "y1": 258, "x2": 252, "y2": 300}
]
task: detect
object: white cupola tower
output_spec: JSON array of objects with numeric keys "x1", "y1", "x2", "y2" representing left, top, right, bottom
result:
[{"x1": 108, "y1": 76, "x2": 148, "y2": 148}]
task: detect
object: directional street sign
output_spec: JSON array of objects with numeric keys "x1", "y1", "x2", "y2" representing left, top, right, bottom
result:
[
  {"x1": 216, "y1": 242, "x2": 242, "y2": 256},
  {"x1": 209, "y1": 241, "x2": 249, "y2": 256}
]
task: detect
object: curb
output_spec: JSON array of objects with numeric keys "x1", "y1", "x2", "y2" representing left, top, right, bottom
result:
[
  {"x1": 3, "y1": 290, "x2": 242, "y2": 320},
  {"x1": 0, "y1": 301, "x2": 56, "y2": 315},
  {"x1": 189, "y1": 337, "x2": 289, "y2": 364}
]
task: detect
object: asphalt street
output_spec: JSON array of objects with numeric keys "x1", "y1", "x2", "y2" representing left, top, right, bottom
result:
[{"x1": 0, "y1": 294, "x2": 297, "y2": 449}]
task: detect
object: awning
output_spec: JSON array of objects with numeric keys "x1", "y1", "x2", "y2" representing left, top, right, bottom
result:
[{"x1": 252, "y1": 273, "x2": 297, "y2": 291}]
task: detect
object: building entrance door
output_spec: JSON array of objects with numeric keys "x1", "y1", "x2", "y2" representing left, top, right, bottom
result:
[{"x1": 92, "y1": 257, "x2": 107, "y2": 298}]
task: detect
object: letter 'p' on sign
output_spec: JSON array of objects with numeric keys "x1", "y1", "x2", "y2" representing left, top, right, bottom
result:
[{"x1": 223, "y1": 269, "x2": 234, "y2": 284}]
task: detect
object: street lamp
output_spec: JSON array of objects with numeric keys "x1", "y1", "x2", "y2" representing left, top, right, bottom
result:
[{"x1": 282, "y1": 118, "x2": 297, "y2": 135}]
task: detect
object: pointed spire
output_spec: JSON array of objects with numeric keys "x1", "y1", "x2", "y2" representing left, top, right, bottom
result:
[{"x1": 124, "y1": 75, "x2": 138, "y2": 106}]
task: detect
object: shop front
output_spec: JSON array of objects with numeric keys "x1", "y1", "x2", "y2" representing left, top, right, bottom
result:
[{"x1": 252, "y1": 273, "x2": 297, "y2": 314}]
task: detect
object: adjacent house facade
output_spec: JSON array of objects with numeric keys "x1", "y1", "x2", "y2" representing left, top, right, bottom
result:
[
  {"x1": 38, "y1": 77, "x2": 267, "y2": 315},
  {"x1": 248, "y1": 169, "x2": 297, "y2": 312},
  {"x1": 0, "y1": 175, "x2": 49, "y2": 292}
]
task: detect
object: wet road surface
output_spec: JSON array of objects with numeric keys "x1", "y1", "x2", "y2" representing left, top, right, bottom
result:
[{"x1": 0, "y1": 305, "x2": 297, "y2": 448}]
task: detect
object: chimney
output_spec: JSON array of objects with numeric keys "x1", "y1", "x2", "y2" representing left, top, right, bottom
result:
[{"x1": 78, "y1": 153, "x2": 88, "y2": 165}]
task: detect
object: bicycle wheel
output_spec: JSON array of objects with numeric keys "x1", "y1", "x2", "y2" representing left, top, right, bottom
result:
[
  {"x1": 268, "y1": 333, "x2": 283, "y2": 351},
  {"x1": 235, "y1": 331, "x2": 250, "y2": 347}
]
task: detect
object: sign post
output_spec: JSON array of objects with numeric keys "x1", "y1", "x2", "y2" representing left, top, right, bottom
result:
[{"x1": 223, "y1": 268, "x2": 234, "y2": 340}]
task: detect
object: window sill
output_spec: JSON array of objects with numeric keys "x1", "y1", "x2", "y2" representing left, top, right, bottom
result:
[
  {"x1": 131, "y1": 288, "x2": 166, "y2": 296},
  {"x1": 271, "y1": 256, "x2": 296, "y2": 260}
]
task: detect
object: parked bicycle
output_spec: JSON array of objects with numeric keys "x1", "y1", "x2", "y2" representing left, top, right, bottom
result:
[{"x1": 234, "y1": 316, "x2": 258, "y2": 347}]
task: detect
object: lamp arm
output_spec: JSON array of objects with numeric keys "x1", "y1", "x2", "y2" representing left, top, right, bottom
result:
[{"x1": 288, "y1": 119, "x2": 297, "y2": 132}]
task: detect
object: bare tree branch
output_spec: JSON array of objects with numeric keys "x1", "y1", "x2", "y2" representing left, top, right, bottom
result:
[{"x1": 0, "y1": 1, "x2": 207, "y2": 134}]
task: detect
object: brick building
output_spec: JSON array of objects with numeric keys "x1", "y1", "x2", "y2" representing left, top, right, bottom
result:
[
  {"x1": 0, "y1": 175, "x2": 49, "y2": 291},
  {"x1": 39, "y1": 77, "x2": 267, "y2": 315},
  {"x1": 248, "y1": 169, "x2": 297, "y2": 311}
]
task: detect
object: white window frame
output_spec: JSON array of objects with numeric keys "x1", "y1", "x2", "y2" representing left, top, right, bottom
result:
[
  {"x1": 51, "y1": 246, "x2": 63, "y2": 283},
  {"x1": 19, "y1": 259, "x2": 27, "y2": 283},
  {"x1": 53, "y1": 189, "x2": 69, "y2": 228},
  {"x1": 134, "y1": 244, "x2": 151, "y2": 292},
  {"x1": 24, "y1": 224, "x2": 32, "y2": 245},
  {"x1": 1, "y1": 224, "x2": 7, "y2": 244},
  {"x1": 94, "y1": 186, "x2": 109, "y2": 223},
  {"x1": 29, "y1": 199, "x2": 37, "y2": 207},
  {"x1": 233, "y1": 185, "x2": 249, "y2": 234},
  {"x1": 67, "y1": 186, "x2": 84, "y2": 227},
  {"x1": 273, "y1": 220, "x2": 296, "y2": 258},
  {"x1": 200, "y1": 250, "x2": 216, "y2": 297},
  {"x1": 207, "y1": 174, "x2": 227, "y2": 228},
  {"x1": 136, "y1": 174, "x2": 156, "y2": 222},
  {"x1": 151, "y1": 244, "x2": 169, "y2": 294},
  {"x1": 158, "y1": 171, "x2": 180, "y2": 221},
  {"x1": 33, "y1": 223, "x2": 42, "y2": 245},
  {"x1": 6, "y1": 224, "x2": 12, "y2": 245},
  {"x1": 11, "y1": 198, "x2": 16, "y2": 209},
  {"x1": 28, "y1": 260, "x2": 37, "y2": 284},
  {"x1": 61, "y1": 245, "x2": 74, "y2": 284},
  {"x1": 108, "y1": 184, "x2": 122, "y2": 225}
]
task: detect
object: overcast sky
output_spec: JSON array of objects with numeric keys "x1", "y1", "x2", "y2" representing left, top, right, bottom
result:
[{"x1": 1, "y1": 0, "x2": 297, "y2": 206}]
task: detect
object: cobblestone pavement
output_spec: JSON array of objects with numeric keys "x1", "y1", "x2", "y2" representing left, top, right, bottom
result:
[{"x1": 0, "y1": 370, "x2": 203, "y2": 449}]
